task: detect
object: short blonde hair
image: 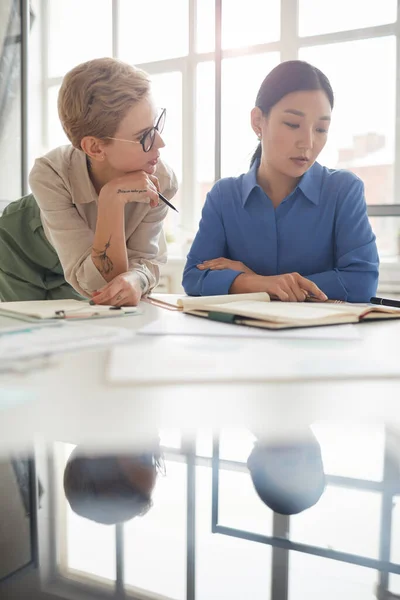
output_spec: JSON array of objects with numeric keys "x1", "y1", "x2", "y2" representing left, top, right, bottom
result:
[{"x1": 58, "y1": 57, "x2": 151, "y2": 149}]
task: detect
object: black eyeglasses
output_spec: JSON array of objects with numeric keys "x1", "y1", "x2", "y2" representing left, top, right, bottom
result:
[{"x1": 107, "y1": 108, "x2": 166, "y2": 152}]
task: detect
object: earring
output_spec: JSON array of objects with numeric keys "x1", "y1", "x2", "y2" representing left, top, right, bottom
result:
[{"x1": 257, "y1": 133, "x2": 262, "y2": 139}]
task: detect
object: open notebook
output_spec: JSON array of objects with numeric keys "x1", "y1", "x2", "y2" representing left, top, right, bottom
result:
[
  {"x1": 147, "y1": 292, "x2": 400, "y2": 329},
  {"x1": 0, "y1": 299, "x2": 137, "y2": 322}
]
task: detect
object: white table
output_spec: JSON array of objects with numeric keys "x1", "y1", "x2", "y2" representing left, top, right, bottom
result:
[{"x1": 1, "y1": 300, "x2": 400, "y2": 454}]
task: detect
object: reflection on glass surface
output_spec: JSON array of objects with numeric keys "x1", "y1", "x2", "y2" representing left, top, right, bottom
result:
[
  {"x1": 289, "y1": 551, "x2": 378, "y2": 600},
  {"x1": 298, "y1": 0, "x2": 397, "y2": 37},
  {"x1": 196, "y1": 0, "x2": 280, "y2": 53},
  {"x1": 312, "y1": 422, "x2": 385, "y2": 481},
  {"x1": 124, "y1": 460, "x2": 187, "y2": 600},
  {"x1": 218, "y1": 468, "x2": 274, "y2": 535},
  {"x1": 63, "y1": 443, "x2": 163, "y2": 525},
  {"x1": 248, "y1": 431, "x2": 326, "y2": 517},
  {"x1": 203, "y1": 427, "x2": 327, "y2": 527},
  {"x1": 47, "y1": 0, "x2": 112, "y2": 79},
  {"x1": 159, "y1": 428, "x2": 182, "y2": 449},
  {"x1": 119, "y1": 0, "x2": 188, "y2": 64},
  {"x1": 389, "y1": 495, "x2": 400, "y2": 594},
  {"x1": 66, "y1": 502, "x2": 116, "y2": 582},
  {"x1": 219, "y1": 428, "x2": 256, "y2": 462},
  {"x1": 0, "y1": 455, "x2": 37, "y2": 582},
  {"x1": 290, "y1": 485, "x2": 382, "y2": 559},
  {"x1": 196, "y1": 465, "x2": 273, "y2": 600},
  {"x1": 43, "y1": 426, "x2": 400, "y2": 599}
]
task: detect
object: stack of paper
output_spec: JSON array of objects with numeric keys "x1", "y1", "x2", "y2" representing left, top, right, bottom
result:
[{"x1": 0, "y1": 324, "x2": 134, "y2": 362}]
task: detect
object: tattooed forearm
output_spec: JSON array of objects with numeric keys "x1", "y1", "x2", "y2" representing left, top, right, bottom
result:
[
  {"x1": 117, "y1": 188, "x2": 147, "y2": 194},
  {"x1": 92, "y1": 236, "x2": 114, "y2": 275}
]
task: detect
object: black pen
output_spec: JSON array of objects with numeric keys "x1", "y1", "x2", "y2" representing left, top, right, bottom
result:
[
  {"x1": 370, "y1": 296, "x2": 400, "y2": 309},
  {"x1": 158, "y1": 192, "x2": 178, "y2": 212}
]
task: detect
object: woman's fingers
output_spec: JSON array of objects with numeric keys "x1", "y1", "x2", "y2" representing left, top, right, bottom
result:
[
  {"x1": 295, "y1": 275, "x2": 327, "y2": 301},
  {"x1": 288, "y1": 283, "x2": 308, "y2": 302},
  {"x1": 107, "y1": 290, "x2": 129, "y2": 307},
  {"x1": 148, "y1": 174, "x2": 160, "y2": 192},
  {"x1": 198, "y1": 259, "x2": 228, "y2": 270},
  {"x1": 273, "y1": 289, "x2": 290, "y2": 302},
  {"x1": 91, "y1": 283, "x2": 120, "y2": 305}
]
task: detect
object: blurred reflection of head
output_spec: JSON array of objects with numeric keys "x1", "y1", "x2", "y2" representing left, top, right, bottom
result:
[
  {"x1": 247, "y1": 428, "x2": 325, "y2": 515},
  {"x1": 63, "y1": 445, "x2": 164, "y2": 525}
]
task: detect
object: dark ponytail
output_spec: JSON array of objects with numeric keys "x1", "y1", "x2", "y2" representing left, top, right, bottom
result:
[
  {"x1": 249, "y1": 60, "x2": 334, "y2": 168},
  {"x1": 250, "y1": 142, "x2": 262, "y2": 168}
]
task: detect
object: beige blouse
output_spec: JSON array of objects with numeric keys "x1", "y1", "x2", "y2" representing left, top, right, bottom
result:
[{"x1": 29, "y1": 145, "x2": 178, "y2": 297}]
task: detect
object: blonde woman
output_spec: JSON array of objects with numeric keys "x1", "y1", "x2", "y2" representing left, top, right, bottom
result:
[{"x1": 0, "y1": 58, "x2": 178, "y2": 305}]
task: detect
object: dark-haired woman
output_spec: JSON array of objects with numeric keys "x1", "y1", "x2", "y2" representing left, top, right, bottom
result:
[{"x1": 183, "y1": 60, "x2": 378, "y2": 302}]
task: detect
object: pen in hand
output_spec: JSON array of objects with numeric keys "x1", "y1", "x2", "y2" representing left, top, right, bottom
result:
[{"x1": 158, "y1": 192, "x2": 178, "y2": 212}]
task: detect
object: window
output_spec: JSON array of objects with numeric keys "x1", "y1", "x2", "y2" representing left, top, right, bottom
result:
[
  {"x1": 298, "y1": 0, "x2": 397, "y2": 37},
  {"x1": 46, "y1": 0, "x2": 112, "y2": 78},
  {"x1": 118, "y1": 0, "x2": 189, "y2": 64},
  {"x1": 39, "y1": 0, "x2": 400, "y2": 271}
]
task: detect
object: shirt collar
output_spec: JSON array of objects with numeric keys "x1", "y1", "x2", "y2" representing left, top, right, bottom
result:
[
  {"x1": 297, "y1": 161, "x2": 323, "y2": 205},
  {"x1": 241, "y1": 159, "x2": 260, "y2": 206},
  {"x1": 69, "y1": 147, "x2": 99, "y2": 204},
  {"x1": 241, "y1": 159, "x2": 323, "y2": 206}
]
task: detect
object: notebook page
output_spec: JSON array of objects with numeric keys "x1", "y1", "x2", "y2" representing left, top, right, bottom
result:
[
  {"x1": 180, "y1": 292, "x2": 270, "y2": 309},
  {"x1": 194, "y1": 300, "x2": 360, "y2": 324},
  {"x1": 0, "y1": 299, "x2": 136, "y2": 320},
  {"x1": 0, "y1": 299, "x2": 87, "y2": 319}
]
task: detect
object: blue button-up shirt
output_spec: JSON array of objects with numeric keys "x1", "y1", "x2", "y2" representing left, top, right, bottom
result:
[{"x1": 182, "y1": 160, "x2": 379, "y2": 302}]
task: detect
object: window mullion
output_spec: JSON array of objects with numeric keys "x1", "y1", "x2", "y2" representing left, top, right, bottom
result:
[
  {"x1": 41, "y1": 0, "x2": 50, "y2": 151},
  {"x1": 115, "y1": 523, "x2": 124, "y2": 597},
  {"x1": 180, "y1": 0, "x2": 197, "y2": 236},
  {"x1": 280, "y1": 0, "x2": 299, "y2": 61},
  {"x1": 112, "y1": 0, "x2": 119, "y2": 58},
  {"x1": 393, "y1": 4, "x2": 400, "y2": 214}
]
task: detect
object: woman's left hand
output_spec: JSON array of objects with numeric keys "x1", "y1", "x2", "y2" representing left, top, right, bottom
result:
[
  {"x1": 197, "y1": 257, "x2": 255, "y2": 274},
  {"x1": 91, "y1": 272, "x2": 144, "y2": 306}
]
